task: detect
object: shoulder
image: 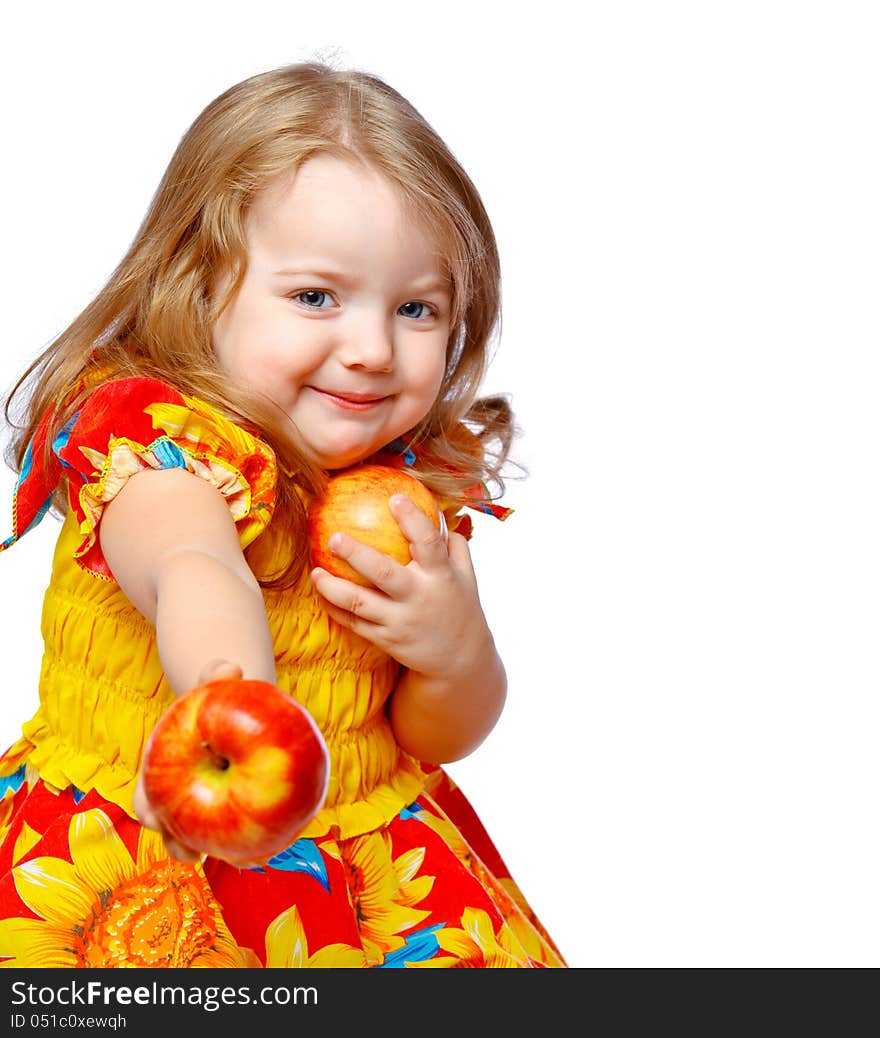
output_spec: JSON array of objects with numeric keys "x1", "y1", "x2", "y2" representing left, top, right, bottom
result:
[
  {"x1": 60, "y1": 376, "x2": 278, "y2": 579},
  {"x1": 64, "y1": 375, "x2": 273, "y2": 463}
]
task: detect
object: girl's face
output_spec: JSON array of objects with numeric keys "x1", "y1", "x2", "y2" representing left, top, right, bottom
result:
[{"x1": 212, "y1": 154, "x2": 452, "y2": 470}]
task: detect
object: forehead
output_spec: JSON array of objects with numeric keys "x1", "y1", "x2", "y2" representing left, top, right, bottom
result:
[{"x1": 246, "y1": 155, "x2": 448, "y2": 276}]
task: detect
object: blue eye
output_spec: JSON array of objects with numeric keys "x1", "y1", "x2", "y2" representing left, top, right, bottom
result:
[
  {"x1": 293, "y1": 292, "x2": 435, "y2": 318},
  {"x1": 399, "y1": 301, "x2": 434, "y2": 319},
  {"x1": 295, "y1": 290, "x2": 333, "y2": 309}
]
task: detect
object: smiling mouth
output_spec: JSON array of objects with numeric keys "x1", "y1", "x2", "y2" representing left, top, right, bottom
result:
[{"x1": 312, "y1": 388, "x2": 390, "y2": 411}]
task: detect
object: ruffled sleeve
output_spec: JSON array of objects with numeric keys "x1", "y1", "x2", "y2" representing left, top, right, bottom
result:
[{"x1": 0, "y1": 376, "x2": 277, "y2": 580}]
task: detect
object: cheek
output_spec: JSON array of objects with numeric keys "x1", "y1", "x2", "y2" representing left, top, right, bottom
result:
[
  {"x1": 398, "y1": 350, "x2": 447, "y2": 428},
  {"x1": 212, "y1": 303, "x2": 292, "y2": 381},
  {"x1": 211, "y1": 295, "x2": 256, "y2": 377},
  {"x1": 423, "y1": 346, "x2": 448, "y2": 399},
  {"x1": 210, "y1": 316, "x2": 234, "y2": 376}
]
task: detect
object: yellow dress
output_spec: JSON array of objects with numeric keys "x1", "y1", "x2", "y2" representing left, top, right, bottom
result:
[{"x1": 0, "y1": 375, "x2": 565, "y2": 968}]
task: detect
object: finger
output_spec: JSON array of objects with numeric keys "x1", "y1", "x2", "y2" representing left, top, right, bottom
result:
[
  {"x1": 388, "y1": 494, "x2": 449, "y2": 569},
  {"x1": 445, "y1": 530, "x2": 479, "y2": 586},
  {"x1": 323, "y1": 531, "x2": 409, "y2": 596},
  {"x1": 310, "y1": 564, "x2": 391, "y2": 625},
  {"x1": 315, "y1": 592, "x2": 386, "y2": 644},
  {"x1": 197, "y1": 659, "x2": 243, "y2": 685},
  {"x1": 163, "y1": 833, "x2": 204, "y2": 864},
  {"x1": 133, "y1": 774, "x2": 161, "y2": 830},
  {"x1": 134, "y1": 775, "x2": 201, "y2": 861}
]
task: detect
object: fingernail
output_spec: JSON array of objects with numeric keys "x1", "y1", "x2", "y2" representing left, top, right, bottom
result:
[{"x1": 328, "y1": 533, "x2": 343, "y2": 553}]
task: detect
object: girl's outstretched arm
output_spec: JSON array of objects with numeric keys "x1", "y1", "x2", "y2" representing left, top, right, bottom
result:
[
  {"x1": 99, "y1": 466, "x2": 277, "y2": 696},
  {"x1": 100, "y1": 466, "x2": 277, "y2": 861}
]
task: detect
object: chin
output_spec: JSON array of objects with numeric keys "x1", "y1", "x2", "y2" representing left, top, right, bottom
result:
[{"x1": 309, "y1": 441, "x2": 385, "y2": 472}]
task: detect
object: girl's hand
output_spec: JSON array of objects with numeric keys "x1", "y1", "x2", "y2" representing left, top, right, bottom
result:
[
  {"x1": 309, "y1": 494, "x2": 493, "y2": 680},
  {"x1": 133, "y1": 658, "x2": 244, "y2": 863}
]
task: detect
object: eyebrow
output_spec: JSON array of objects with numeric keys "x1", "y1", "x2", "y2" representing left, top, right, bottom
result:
[{"x1": 271, "y1": 267, "x2": 451, "y2": 296}]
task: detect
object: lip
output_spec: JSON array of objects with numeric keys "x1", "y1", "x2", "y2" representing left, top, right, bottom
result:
[{"x1": 311, "y1": 388, "x2": 390, "y2": 412}]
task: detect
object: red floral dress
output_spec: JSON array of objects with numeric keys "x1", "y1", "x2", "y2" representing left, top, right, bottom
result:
[{"x1": 0, "y1": 376, "x2": 565, "y2": 968}]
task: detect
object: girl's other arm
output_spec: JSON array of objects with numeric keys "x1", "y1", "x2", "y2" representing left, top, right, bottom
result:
[
  {"x1": 389, "y1": 632, "x2": 507, "y2": 764},
  {"x1": 311, "y1": 494, "x2": 507, "y2": 764},
  {"x1": 98, "y1": 466, "x2": 277, "y2": 696}
]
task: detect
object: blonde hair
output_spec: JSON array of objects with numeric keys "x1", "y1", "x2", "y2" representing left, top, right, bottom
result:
[{"x1": 2, "y1": 61, "x2": 515, "y2": 589}]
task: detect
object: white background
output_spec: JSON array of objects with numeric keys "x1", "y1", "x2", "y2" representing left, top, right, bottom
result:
[{"x1": 1, "y1": 1, "x2": 878, "y2": 968}]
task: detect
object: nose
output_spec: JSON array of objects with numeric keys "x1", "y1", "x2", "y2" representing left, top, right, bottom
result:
[{"x1": 338, "y1": 314, "x2": 394, "y2": 372}]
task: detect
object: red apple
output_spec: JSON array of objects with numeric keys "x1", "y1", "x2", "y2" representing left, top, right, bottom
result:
[
  {"x1": 142, "y1": 679, "x2": 330, "y2": 866},
  {"x1": 308, "y1": 464, "x2": 445, "y2": 586}
]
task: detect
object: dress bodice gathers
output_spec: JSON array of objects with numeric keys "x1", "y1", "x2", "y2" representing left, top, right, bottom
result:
[
  {"x1": 14, "y1": 510, "x2": 425, "y2": 839},
  {"x1": 0, "y1": 376, "x2": 435, "y2": 838}
]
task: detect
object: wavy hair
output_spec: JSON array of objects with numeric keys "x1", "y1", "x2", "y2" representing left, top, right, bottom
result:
[{"x1": 2, "y1": 61, "x2": 515, "y2": 589}]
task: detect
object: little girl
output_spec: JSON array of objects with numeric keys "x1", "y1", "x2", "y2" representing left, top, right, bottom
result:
[{"x1": 0, "y1": 62, "x2": 565, "y2": 968}]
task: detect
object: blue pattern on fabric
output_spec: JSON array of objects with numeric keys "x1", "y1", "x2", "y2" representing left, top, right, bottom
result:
[
  {"x1": 52, "y1": 414, "x2": 79, "y2": 471},
  {"x1": 150, "y1": 439, "x2": 188, "y2": 469},
  {"x1": 378, "y1": 924, "x2": 444, "y2": 967},
  {"x1": 18, "y1": 438, "x2": 35, "y2": 485},
  {"x1": 2, "y1": 416, "x2": 78, "y2": 548},
  {"x1": 384, "y1": 438, "x2": 416, "y2": 466},
  {"x1": 0, "y1": 765, "x2": 26, "y2": 798},
  {"x1": 252, "y1": 839, "x2": 330, "y2": 891}
]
